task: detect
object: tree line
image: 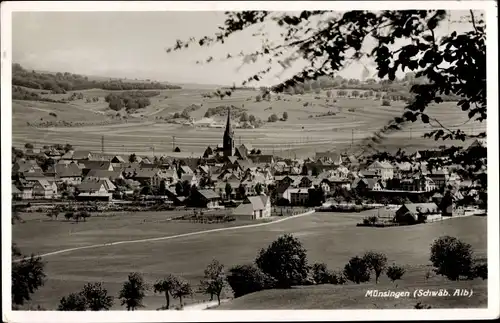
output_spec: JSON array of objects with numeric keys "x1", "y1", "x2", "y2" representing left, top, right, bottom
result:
[
  {"x1": 12, "y1": 63, "x2": 181, "y2": 94},
  {"x1": 104, "y1": 91, "x2": 159, "y2": 112},
  {"x1": 12, "y1": 232, "x2": 486, "y2": 310}
]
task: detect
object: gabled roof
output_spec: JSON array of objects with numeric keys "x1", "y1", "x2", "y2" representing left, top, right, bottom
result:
[
  {"x1": 56, "y1": 164, "x2": 83, "y2": 177},
  {"x1": 248, "y1": 155, "x2": 274, "y2": 164},
  {"x1": 36, "y1": 178, "x2": 53, "y2": 189},
  {"x1": 12, "y1": 184, "x2": 21, "y2": 194},
  {"x1": 180, "y1": 165, "x2": 193, "y2": 174},
  {"x1": 181, "y1": 174, "x2": 195, "y2": 182},
  {"x1": 111, "y1": 155, "x2": 126, "y2": 163},
  {"x1": 368, "y1": 160, "x2": 393, "y2": 169},
  {"x1": 81, "y1": 160, "x2": 113, "y2": 171},
  {"x1": 78, "y1": 181, "x2": 105, "y2": 192},
  {"x1": 72, "y1": 151, "x2": 93, "y2": 160},
  {"x1": 86, "y1": 169, "x2": 122, "y2": 180},
  {"x1": 198, "y1": 189, "x2": 220, "y2": 200},
  {"x1": 400, "y1": 203, "x2": 439, "y2": 215}
]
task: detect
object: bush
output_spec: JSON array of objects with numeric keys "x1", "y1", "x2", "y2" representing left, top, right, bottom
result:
[
  {"x1": 312, "y1": 263, "x2": 335, "y2": 284},
  {"x1": 343, "y1": 256, "x2": 371, "y2": 284},
  {"x1": 227, "y1": 264, "x2": 277, "y2": 298},
  {"x1": 255, "y1": 234, "x2": 309, "y2": 288},
  {"x1": 49, "y1": 112, "x2": 57, "y2": 118},
  {"x1": 58, "y1": 293, "x2": 87, "y2": 311},
  {"x1": 386, "y1": 264, "x2": 405, "y2": 283},
  {"x1": 382, "y1": 100, "x2": 391, "y2": 106},
  {"x1": 430, "y1": 236, "x2": 474, "y2": 280},
  {"x1": 473, "y1": 263, "x2": 487, "y2": 280},
  {"x1": 414, "y1": 302, "x2": 432, "y2": 309},
  {"x1": 255, "y1": 95, "x2": 262, "y2": 102},
  {"x1": 267, "y1": 114, "x2": 279, "y2": 122}
]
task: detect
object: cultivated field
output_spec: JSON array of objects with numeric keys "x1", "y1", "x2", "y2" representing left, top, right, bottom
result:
[
  {"x1": 13, "y1": 211, "x2": 487, "y2": 310},
  {"x1": 11, "y1": 88, "x2": 484, "y2": 158}
]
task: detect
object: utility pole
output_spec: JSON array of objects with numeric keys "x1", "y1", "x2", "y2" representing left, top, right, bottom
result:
[
  {"x1": 351, "y1": 129, "x2": 354, "y2": 148},
  {"x1": 172, "y1": 136, "x2": 175, "y2": 152},
  {"x1": 101, "y1": 135, "x2": 104, "y2": 154},
  {"x1": 410, "y1": 127, "x2": 412, "y2": 140}
]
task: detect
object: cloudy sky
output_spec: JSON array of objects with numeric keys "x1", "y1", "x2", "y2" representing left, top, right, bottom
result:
[{"x1": 12, "y1": 10, "x2": 477, "y2": 86}]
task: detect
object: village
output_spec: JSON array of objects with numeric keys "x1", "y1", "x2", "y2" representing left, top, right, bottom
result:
[{"x1": 11, "y1": 107, "x2": 487, "y2": 226}]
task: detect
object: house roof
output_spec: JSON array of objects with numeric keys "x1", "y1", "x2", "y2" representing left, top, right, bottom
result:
[
  {"x1": 86, "y1": 169, "x2": 122, "y2": 179},
  {"x1": 134, "y1": 169, "x2": 160, "y2": 179},
  {"x1": 180, "y1": 165, "x2": 193, "y2": 174},
  {"x1": 227, "y1": 156, "x2": 239, "y2": 164},
  {"x1": 72, "y1": 151, "x2": 93, "y2": 160},
  {"x1": 198, "y1": 189, "x2": 220, "y2": 200},
  {"x1": 12, "y1": 184, "x2": 21, "y2": 194},
  {"x1": 78, "y1": 181, "x2": 105, "y2": 192},
  {"x1": 36, "y1": 178, "x2": 52, "y2": 189},
  {"x1": 81, "y1": 160, "x2": 113, "y2": 170},
  {"x1": 111, "y1": 155, "x2": 126, "y2": 163},
  {"x1": 234, "y1": 147, "x2": 247, "y2": 159},
  {"x1": 181, "y1": 174, "x2": 195, "y2": 182},
  {"x1": 368, "y1": 160, "x2": 393, "y2": 169},
  {"x1": 400, "y1": 203, "x2": 439, "y2": 215},
  {"x1": 248, "y1": 155, "x2": 274, "y2": 164}
]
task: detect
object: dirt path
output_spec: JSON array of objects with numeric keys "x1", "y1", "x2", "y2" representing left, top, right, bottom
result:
[{"x1": 14, "y1": 210, "x2": 316, "y2": 262}]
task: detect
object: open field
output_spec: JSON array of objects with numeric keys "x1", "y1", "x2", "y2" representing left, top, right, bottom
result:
[
  {"x1": 12, "y1": 88, "x2": 484, "y2": 158},
  {"x1": 13, "y1": 211, "x2": 487, "y2": 310}
]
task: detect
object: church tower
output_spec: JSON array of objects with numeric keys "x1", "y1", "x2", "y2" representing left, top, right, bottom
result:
[{"x1": 223, "y1": 106, "x2": 234, "y2": 157}]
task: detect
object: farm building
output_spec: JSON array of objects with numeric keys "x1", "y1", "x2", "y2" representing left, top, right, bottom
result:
[
  {"x1": 394, "y1": 203, "x2": 440, "y2": 224},
  {"x1": 32, "y1": 178, "x2": 58, "y2": 199},
  {"x1": 76, "y1": 181, "x2": 112, "y2": 201},
  {"x1": 189, "y1": 189, "x2": 221, "y2": 208},
  {"x1": 233, "y1": 195, "x2": 271, "y2": 220}
]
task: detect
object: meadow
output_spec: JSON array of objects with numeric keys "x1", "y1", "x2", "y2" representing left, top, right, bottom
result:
[
  {"x1": 11, "y1": 88, "x2": 484, "y2": 158},
  {"x1": 13, "y1": 210, "x2": 487, "y2": 310}
]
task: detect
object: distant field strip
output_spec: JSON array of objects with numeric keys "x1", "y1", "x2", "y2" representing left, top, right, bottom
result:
[{"x1": 14, "y1": 211, "x2": 315, "y2": 262}]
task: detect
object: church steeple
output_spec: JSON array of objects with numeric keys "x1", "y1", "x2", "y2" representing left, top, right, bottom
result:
[{"x1": 223, "y1": 106, "x2": 234, "y2": 157}]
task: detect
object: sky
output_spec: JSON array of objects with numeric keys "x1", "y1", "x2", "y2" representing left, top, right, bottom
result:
[{"x1": 12, "y1": 10, "x2": 478, "y2": 86}]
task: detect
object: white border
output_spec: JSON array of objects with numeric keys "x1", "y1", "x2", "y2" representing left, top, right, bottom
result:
[{"x1": 1, "y1": 1, "x2": 499, "y2": 322}]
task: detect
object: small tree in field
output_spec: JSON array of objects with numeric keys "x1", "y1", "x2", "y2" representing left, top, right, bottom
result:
[
  {"x1": 80, "y1": 282, "x2": 114, "y2": 311},
  {"x1": 343, "y1": 256, "x2": 371, "y2": 284},
  {"x1": 430, "y1": 236, "x2": 474, "y2": 281},
  {"x1": 171, "y1": 278, "x2": 193, "y2": 309},
  {"x1": 12, "y1": 253, "x2": 46, "y2": 307},
  {"x1": 282, "y1": 111, "x2": 288, "y2": 121},
  {"x1": 311, "y1": 263, "x2": 336, "y2": 285},
  {"x1": 255, "y1": 234, "x2": 309, "y2": 288},
  {"x1": 381, "y1": 99, "x2": 391, "y2": 106},
  {"x1": 254, "y1": 183, "x2": 263, "y2": 195},
  {"x1": 362, "y1": 251, "x2": 388, "y2": 284},
  {"x1": 199, "y1": 259, "x2": 229, "y2": 305},
  {"x1": 58, "y1": 293, "x2": 88, "y2": 311},
  {"x1": 153, "y1": 274, "x2": 179, "y2": 310},
  {"x1": 473, "y1": 263, "x2": 487, "y2": 280},
  {"x1": 386, "y1": 264, "x2": 406, "y2": 284},
  {"x1": 119, "y1": 272, "x2": 148, "y2": 311}
]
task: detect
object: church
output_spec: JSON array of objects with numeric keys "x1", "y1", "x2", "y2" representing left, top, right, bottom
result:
[{"x1": 223, "y1": 106, "x2": 234, "y2": 157}]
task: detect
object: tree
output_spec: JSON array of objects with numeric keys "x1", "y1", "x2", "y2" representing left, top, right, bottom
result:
[
  {"x1": 159, "y1": 180, "x2": 167, "y2": 196},
  {"x1": 255, "y1": 234, "x2": 309, "y2": 288},
  {"x1": 118, "y1": 272, "x2": 148, "y2": 311},
  {"x1": 311, "y1": 263, "x2": 335, "y2": 285},
  {"x1": 153, "y1": 274, "x2": 179, "y2": 310},
  {"x1": 343, "y1": 256, "x2": 371, "y2": 284},
  {"x1": 238, "y1": 184, "x2": 247, "y2": 199},
  {"x1": 24, "y1": 143, "x2": 34, "y2": 149},
  {"x1": 268, "y1": 114, "x2": 279, "y2": 122},
  {"x1": 200, "y1": 259, "x2": 228, "y2": 305},
  {"x1": 80, "y1": 282, "x2": 114, "y2": 311},
  {"x1": 254, "y1": 183, "x2": 263, "y2": 195},
  {"x1": 248, "y1": 114, "x2": 256, "y2": 123},
  {"x1": 12, "y1": 252, "x2": 46, "y2": 306},
  {"x1": 386, "y1": 264, "x2": 406, "y2": 283},
  {"x1": 362, "y1": 251, "x2": 388, "y2": 284},
  {"x1": 174, "y1": 147, "x2": 181, "y2": 152},
  {"x1": 382, "y1": 99, "x2": 391, "y2": 106},
  {"x1": 255, "y1": 95, "x2": 262, "y2": 102},
  {"x1": 326, "y1": 90, "x2": 332, "y2": 98},
  {"x1": 64, "y1": 143, "x2": 74, "y2": 153},
  {"x1": 175, "y1": 181, "x2": 184, "y2": 196},
  {"x1": 225, "y1": 182, "x2": 233, "y2": 200},
  {"x1": 240, "y1": 112, "x2": 249, "y2": 122},
  {"x1": 128, "y1": 153, "x2": 137, "y2": 163},
  {"x1": 351, "y1": 90, "x2": 359, "y2": 97},
  {"x1": 79, "y1": 211, "x2": 91, "y2": 222},
  {"x1": 58, "y1": 293, "x2": 88, "y2": 311},
  {"x1": 430, "y1": 236, "x2": 474, "y2": 280},
  {"x1": 171, "y1": 278, "x2": 193, "y2": 309},
  {"x1": 282, "y1": 111, "x2": 288, "y2": 121},
  {"x1": 168, "y1": 10, "x2": 486, "y2": 198},
  {"x1": 473, "y1": 263, "x2": 487, "y2": 280},
  {"x1": 227, "y1": 264, "x2": 276, "y2": 298}
]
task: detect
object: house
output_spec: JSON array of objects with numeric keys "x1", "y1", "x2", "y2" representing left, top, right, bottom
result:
[
  {"x1": 394, "y1": 203, "x2": 440, "y2": 224},
  {"x1": 189, "y1": 189, "x2": 221, "y2": 208},
  {"x1": 32, "y1": 178, "x2": 58, "y2": 199},
  {"x1": 15, "y1": 182, "x2": 34, "y2": 200},
  {"x1": 12, "y1": 184, "x2": 22, "y2": 200},
  {"x1": 215, "y1": 181, "x2": 241, "y2": 199},
  {"x1": 81, "y1": 161, "x2": 114, "y2": 174},
  {"x1": 71, "y1": 150, "x2": 93, "y2": 161},
  {"x1": 428, "y1": 169, "x2": 449, "y2": 188},
  {"x1": 12, "y1": 160, "x2": 43, "y2": 175},
  {"x1": 358, "y1": 170, "x2": 378, "y2": 179},
  {"x1": 179, "y1": 165, "x2": 194, "y2": 175},
  {"x1": 289, "y1": 188, "x2": 310, "y2": 206},
  {"x1": 466, "y1": 139, "x2": 487, "y2": 152},
  {"x1": 56, "y1": 163, "x2": 83, "y2": 185},
  {"x1": 352, "y1": 178, "x2": 384, "y2": 192},
  {"x1": 299, "y1": 176, "x2": 314, "y2": 188},
  {"x1": 233, "y1": 195, "x2": 271, "y2": 219},
  {"x1": 76, "y1": 181, "x2": 112, "y2": 201},
  {"x1": 85, "y1": 169, "x2": 123, "y2": 182},
  {"x1": 315, "y1": 151, "x2": 343, "y2": 165},
  {"x1": 321, "y1": 177, "x2": 351, "y2": 192},
  {"x1": 111, "y1": 155, "x2": 126, "y2": 164},
  {"x1": 248, "y1": 155, "x2": 274, "y2": 165},
  {"x1": 180, "y1": 173, "x2": 198, "y2": 187},
  {"x1": 366, "y1": 161, "x2": 394, "y2": 180},
  {"x1": 133, "y1": 169, "x2": 167, "y2": 188}
]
